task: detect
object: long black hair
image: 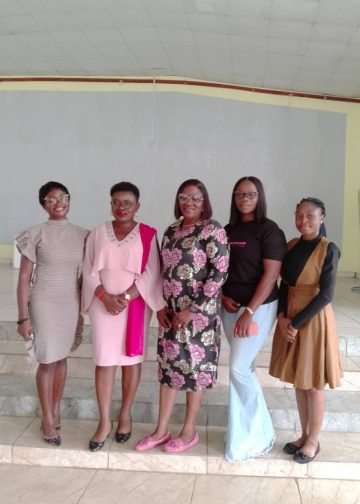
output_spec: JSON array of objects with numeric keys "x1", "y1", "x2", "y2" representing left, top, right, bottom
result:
[
  {"x1": 297, "y1": 197, "x2": 327, "y2": 237},
  {"x1": 228, "y1": 176, "x2": 267, "y2": 227}
]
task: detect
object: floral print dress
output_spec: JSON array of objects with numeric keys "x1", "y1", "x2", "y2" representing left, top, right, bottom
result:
[{"x1": 158, "y1": 219, "x2": 229, "y2": 391}]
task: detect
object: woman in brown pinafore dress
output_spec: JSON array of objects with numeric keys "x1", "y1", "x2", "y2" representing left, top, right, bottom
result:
[{"x1": 270, "y1": 197, "x2": 342, "y2": 464}]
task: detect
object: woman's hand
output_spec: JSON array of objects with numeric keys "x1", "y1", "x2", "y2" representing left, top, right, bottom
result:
[
  {"x1": 277, "y1": 314, "x2": 297, "y2": 343},
  {"x1": 222, "y1": 295, "x2": 241, "y2": 313},
  {"x1": 233, "y1": 309, "x2": 253, "y2": 337},
  {"x1": 286, "y1": 323, "x2": 298, "y2": 343},
  {"x1": 157, "y1": 307, "x2": 172, "y2": 328},
  {"x1": 103, "y1": 293, "x2": 127, "y2": 315},
  {"x1": 17, "y1": 320, "x2": 33, "y2": 340},
  {"x1": 172, "y1": 308, "x2": 194, "y2": 330}
]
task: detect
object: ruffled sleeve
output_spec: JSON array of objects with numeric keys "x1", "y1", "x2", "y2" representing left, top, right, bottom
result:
[
  {"x1": 15, "y1": 225, "x2": 41, "y2": 264},
  {"x1": 135, "y1": 235, "x2": 166, "y2": 312}
]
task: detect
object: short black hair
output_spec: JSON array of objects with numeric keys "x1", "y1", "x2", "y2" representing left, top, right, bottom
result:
[
  {"x1": 229, "y1": 176, "x2": 267, "y2": 226},
  {"x1": 39, "y1": 181, "x2": 70, "y2": 207},
  {"x1": 174, "y1": 179, "x2": 213, "y2": 220},
  {"x1": 297, "y1": 197, "x2": 327, "y2": 237},
  {"x1": 110, "y1": 182, "x2": 140, "y2": 201}
]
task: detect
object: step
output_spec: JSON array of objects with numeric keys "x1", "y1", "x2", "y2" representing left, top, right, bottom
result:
[
  {"x1": 0, "y1": 416, "x2": 359, "y2": 480},
  {"x1": 1, "y1": 337, "x2": 360, "y2": 431},
  {"x1": 0, "y1": 373, "x2": 359, "y2": 432}
]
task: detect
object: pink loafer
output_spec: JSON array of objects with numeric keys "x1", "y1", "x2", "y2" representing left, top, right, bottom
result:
[
  {"x1": 164, "y1": 432, "x2": 199, "y2": 453},
  {"x1": 135, "y1": 431, "x2": 171, "y2": 452}
]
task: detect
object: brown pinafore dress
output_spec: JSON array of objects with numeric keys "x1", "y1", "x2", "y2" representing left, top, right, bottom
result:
[{"x1": 269, "y1": 237, "x2": 343, "y2": 390}]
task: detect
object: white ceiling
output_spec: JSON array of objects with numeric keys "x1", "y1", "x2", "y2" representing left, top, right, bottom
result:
[{"x1": 1, "y1": 0, "x2": 360, "y2": 98}]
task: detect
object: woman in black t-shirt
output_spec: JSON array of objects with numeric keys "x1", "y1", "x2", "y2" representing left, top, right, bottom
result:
[{"x1": 222, "y1": 176, "x2": 286, "y2": 461}]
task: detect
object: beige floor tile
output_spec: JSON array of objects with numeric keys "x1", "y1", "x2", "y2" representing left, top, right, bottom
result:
[
  {"x1": 298, "y1": 478, "x2": 360, "y2": 504},
  {"x1": 0, "y1": 415, "x2": 34, "y2": 444},
  {"x1": 192, "y1": 475, "x2": 301, "y2": 504},
  {"x1": 0, "y1": 463, "x2": 96, "y2": 504},
  {"x1": 79, "y1": 470, "x2": 195, "y2": 504}
]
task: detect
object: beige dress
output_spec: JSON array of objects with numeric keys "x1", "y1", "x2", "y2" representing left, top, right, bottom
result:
[
  {"x1": 16, "y1": 219, "x2": 88, "y2": 364},
  {"x1": 269, "y1": 237, "x2": 343, "y2": 390}
]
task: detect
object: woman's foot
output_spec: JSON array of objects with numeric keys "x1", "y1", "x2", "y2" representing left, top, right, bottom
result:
[
  {"x1": 164, "y1": 432, "x2": 199, "y2": 453},
  {"x1": 135, "y1": 431, "x2": 171, "y2": 452},
  {"x1": 116, "y1": 413, "x2": 132, "y2": 443},
  {"x1": 283, "y1": 436, "x2": 306, "y2": 455},
  {"x1": 40, "y1": 422, "x2": 61, "y2": 446},
  {"x1": 89, "y1": 420, "x2": 113, "y2": 452},
  {"x1": 294, "y1": 443, "x2": 320, "y2": 464}
]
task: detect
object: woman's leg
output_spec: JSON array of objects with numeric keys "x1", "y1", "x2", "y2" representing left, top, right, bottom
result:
[
  {"x1": 36, "y1": 362, "x2": 57, "y2": 438},
  {"x1": 117, "y1": 363, "x2": 141, "y2": 433},
  {"x1": 178, "y1": 390, "x2": 203, "y2": 443},
  {"x1": 91, "y1": 365, "x2": 116, "y2": 441},
  {"x1": 293, "y1": 388, "x2": 309, "y2": 448},
  {"x1": 150, "y1": 384, "x2": 177, "y2": 439},
  {"x1": 52, "y1": 358, "x2": 67, "y2": 427},
  {"x1": 300, "y1": 388, "x2": 324, "y2": 456}
]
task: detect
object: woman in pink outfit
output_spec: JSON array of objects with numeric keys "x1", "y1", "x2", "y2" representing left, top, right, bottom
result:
[{"x1": 82, "y1": 182, "x2": 165, "y2": 451}]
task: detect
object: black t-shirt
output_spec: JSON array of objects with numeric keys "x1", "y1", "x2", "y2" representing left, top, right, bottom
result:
[{"x1": 222, "y1": 218, "x2": 287, "y2": 305}]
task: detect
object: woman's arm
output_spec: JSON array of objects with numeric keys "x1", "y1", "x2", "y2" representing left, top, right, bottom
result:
[
  {"x1": 173, "y1": 223, "x2": 229, "y2": 329},
  {"x1": 16, "y1": 255, "x2": 34, "y2": 340},
  {"x1": 233, "y1": 258, "x2": 281, "y2": 337}
]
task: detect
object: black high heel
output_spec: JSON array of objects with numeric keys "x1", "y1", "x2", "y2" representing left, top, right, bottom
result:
[{"x1": 89, "y1": 421, "x2": 113, "y2": 452}]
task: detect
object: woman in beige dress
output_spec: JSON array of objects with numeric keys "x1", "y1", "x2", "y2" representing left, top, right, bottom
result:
[
  {"x1": 270, "y1": 197, "x2": 342, "y2": 464},
  {"x1": 16, "y1": 181, "x2": 88, "y2": 446}
]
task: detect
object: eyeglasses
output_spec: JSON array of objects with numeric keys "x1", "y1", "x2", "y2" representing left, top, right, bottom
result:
[
  {"x1": 44, "y1": 194, "x2": 70, "y2": 205},
  {"x1": 178, "y1": 194, "x2": 204, "y2": 204},
  {"x1": 234, "y1": 191, "x2": 258, "y2": 200},
  {"x1": 111, "y1": 199, "x2": 135, "y2": 209}
]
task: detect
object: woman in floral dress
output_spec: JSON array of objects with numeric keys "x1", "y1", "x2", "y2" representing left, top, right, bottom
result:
[{"x1": 136, "y1": 179, "x2": 229, "y2": 453}]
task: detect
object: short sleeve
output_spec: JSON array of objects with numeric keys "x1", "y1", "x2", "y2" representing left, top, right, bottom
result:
[
  {"x1": 15, "y1": 227, "x2": 40, "y2": 263},
  {"x1": 261, "y1": 220, "x2": 287, "y2": 262}
]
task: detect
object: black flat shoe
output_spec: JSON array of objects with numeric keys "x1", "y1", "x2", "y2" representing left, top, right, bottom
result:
[
  {"x1": 89, "y1": 422, "x2": 113, "y2": 452},
  {"x1": 89, "y1": 439, "x2": 106, "y2": 452},
  {"x1": 283, "y1": 442, "x2": 301, "y2": 455},
  {"x1": 293, "y1": 443, "x2": 320, "y2": 464},
  {"x1": 115, "y1": 431, "x2": 131, "y2": 444}
]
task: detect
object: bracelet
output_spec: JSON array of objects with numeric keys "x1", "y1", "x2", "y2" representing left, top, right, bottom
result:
[
  {"x1": 244, "y1": 306, "x2": 254, "y2": 316},
  {"x1": 124, "y1": 292, "x2": 131, "y2": 301},
  {"x1": 17, "y1": 317, "x2": 29, "y2": 325},
  {"x1": 96, "y1": 287, "x2": 107, "y2": 302}
]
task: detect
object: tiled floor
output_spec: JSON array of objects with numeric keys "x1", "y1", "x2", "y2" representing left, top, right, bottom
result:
[{"x1": 0, "y1": 263, "x2": 360, "y2": 503}]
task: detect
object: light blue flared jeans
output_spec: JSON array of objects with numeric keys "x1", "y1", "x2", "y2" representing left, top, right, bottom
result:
[{"x1": 222, "y1": 300, "x2": 277, "y2": 461}]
